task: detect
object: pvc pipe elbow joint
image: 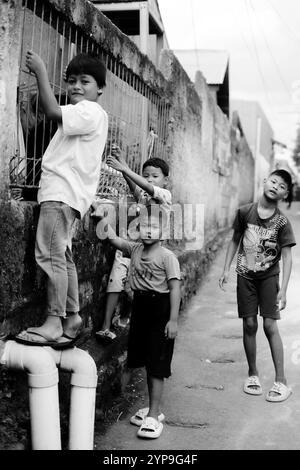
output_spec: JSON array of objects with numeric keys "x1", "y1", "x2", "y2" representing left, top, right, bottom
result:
[
  {"x1": 49, "y1": 347, "x2": 98, "y2": 388},
  {"x1": 0, "y1": 340, "x2": 59, "y2": 388}
]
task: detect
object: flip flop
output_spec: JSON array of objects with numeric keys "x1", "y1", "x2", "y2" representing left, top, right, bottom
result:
[
  {"x1": 96, "y1": 329, "x2": 116, "y2": 341},
  {"x1": 130, "y1": 407, "x2": 165, "y2": 426},
  {"x1": 243, "y1": 375, "x2": 262, "y2": 395},
  {"x1": 137, "y1": 417, "x2": 163, "y2": 439},
  {"x1": 15, "y1": 329, "x2": 59, "y2": 347},
  {"x1": 266, "y1": 382, "x2": 292, "y2": 402},
  {"x1": 51, "y1": 332, "x2": 83, "y2": 350}
]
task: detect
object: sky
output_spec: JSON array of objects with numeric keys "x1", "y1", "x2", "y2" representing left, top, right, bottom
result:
[{"x1": 157, "y1": 0, "x2": 300, "y2": 152}]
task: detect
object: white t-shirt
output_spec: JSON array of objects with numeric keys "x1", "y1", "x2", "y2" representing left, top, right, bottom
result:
[
  {"x1": 38, "y1": 100, "x2": 108, "y2": 218},
  {"x1": 135, "y1": 185, "x2": 172, "y2": 212}
]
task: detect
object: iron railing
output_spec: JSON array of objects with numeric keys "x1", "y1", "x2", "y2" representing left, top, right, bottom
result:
[{"x1": 11, "y1": 0, "x2": 169, "y2": 199}]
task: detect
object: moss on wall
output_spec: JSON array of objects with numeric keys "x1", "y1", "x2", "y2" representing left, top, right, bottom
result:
[{"x1": 0, "y1": 200, "x2": 27, "y2": 323}]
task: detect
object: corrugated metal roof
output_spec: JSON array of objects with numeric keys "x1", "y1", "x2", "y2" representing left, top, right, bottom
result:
[{"x1": 174, "y1": 49, "x2": 229, "y2": 84}]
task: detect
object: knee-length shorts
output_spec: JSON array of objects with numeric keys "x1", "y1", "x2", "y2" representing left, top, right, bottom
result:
[
  {"x1": 237, "y1": 274, "x2": 280, "y2": 320},
  {"x1": 127, "y1": 291, "x2": 175, "y2": 379}
]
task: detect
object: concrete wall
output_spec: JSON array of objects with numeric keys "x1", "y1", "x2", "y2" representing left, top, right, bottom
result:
[
  {"x1": 231, "y1": 99, "x2": 274, "y2": 163},
  {"x1": 158, "y1": 57, "x2": 240, "y2": 242},
  {"x1": 0, "y1": 0, "x2": 255, "y2": 449}
]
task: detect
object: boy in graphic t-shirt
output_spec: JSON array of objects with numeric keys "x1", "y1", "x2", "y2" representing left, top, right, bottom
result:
[
  {"x1": 219, "y1": 169, "x2": 296, "y2": 403},
  {"x1": 92, "y1": 205, "x2": 181, "y2": 440}
]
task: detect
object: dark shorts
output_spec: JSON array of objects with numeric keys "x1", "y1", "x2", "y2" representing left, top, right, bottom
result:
[
  {"x1": 237, "y1": 274, "x2": 280, "y2": 319},
  {"x1": 127, "y1": 290, "x2": 175, "y2": 379}
]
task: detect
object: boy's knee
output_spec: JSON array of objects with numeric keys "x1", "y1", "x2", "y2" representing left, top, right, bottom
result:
[
  {"x1": 263, "y1": 317, "x2": 277, "y2": 336},
  {"x1": 243, "y1": 317, "x2": 258, "y2": 335}
]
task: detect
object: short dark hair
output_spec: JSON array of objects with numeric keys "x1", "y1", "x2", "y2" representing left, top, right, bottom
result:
[
  {"x1": 269, "y1": 169, "x2": 293, "y2": 205},
  {"x1": 65, "y1": 53, "x2": 106, "y2": 88},
  {"x1": 142, "y1": 157, "x2": 169, "y2": 176}
]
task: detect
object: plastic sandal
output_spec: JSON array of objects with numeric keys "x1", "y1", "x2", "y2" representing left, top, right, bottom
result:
[
  {"x1": 243, "y1": 375, "x2": 262, "y2": 395},
  {"x1": 96, "y1": 329, "x2": 116, "y2": 340},
  {"x1": 137, "y1": 417, "x2": 163, "y2": 439},
  {"x1": 130, "y1": 407, "x2": 165, "y2": 426},
  {"x1": 266, "y1": 382, "x2": 292, "y2": 402}
]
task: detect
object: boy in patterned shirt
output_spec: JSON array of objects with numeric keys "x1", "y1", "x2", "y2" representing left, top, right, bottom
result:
[{"x1": 219, "y1": 169, "x2": 296, "y2": 402}]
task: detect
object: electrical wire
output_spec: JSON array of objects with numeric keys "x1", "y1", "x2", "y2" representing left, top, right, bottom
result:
[
  {"x1": 249, "y1": 0, "x2": 292, "y2": 100},
  {"x1": 264, "y1": 0, "x2": 300, "y2": 44},
  {"x1": 243, "y1": 0, "x2": 273, "y2": 110},
  {"x1": 233, "y1": 1, "x2": 266, "y2": 82}
]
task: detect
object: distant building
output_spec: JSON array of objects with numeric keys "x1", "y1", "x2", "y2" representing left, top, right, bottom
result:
[
  {"x1": 272, "y1": 140, "x2": 300, "y2": 186},
  {"x1": 174, "y1": 49, "x2": 230, "y2": 117},
  {"x1": 91, "y1": 0, "x2": 169, "y2": 66},
  {"x1": 231, "y1": 99, "x2": 274, "y2": 201}
]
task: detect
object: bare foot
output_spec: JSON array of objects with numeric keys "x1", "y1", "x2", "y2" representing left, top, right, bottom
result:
[
  {"x1": 26, "y1": 316, "x2": 63, "y2": 340},
  {"x1": 15, "y1": 316, "x2": 64, "y2": 345},
  {"x1": 62, "y1": 313, "x2": 83, "y2": 339}
]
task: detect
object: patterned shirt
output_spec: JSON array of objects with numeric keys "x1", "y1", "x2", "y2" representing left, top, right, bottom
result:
[{"x1": 232, "y1": 202, "x2": 296, "y2": 279}]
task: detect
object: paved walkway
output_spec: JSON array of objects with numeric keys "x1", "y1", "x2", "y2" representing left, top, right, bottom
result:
[{"x1": 94, "y1": 202, "x2": 300, "y2": 451}]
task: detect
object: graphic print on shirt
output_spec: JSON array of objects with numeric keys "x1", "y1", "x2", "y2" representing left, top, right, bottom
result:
[
  {"x1": 237, "y1": 213, "x2": 287, "y2": 274},
  {"x1": 131, "y1": 264, "x2": 153, "y2": 283}
]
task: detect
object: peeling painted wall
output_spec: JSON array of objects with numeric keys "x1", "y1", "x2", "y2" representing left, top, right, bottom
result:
[{"x1": 159, "y1": 53, "x2": 241, "y2": 244}]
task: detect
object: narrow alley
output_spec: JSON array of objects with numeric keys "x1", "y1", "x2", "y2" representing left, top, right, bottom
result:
[
  {"x1": 94, "y1": 202, "x2": 300, "y2": 451},
  {"x1": 1, "y1": 0, "x2": 300, "y2": 453}
]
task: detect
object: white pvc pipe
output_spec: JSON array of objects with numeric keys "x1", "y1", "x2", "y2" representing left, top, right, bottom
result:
[
  {"x1": 0, "y1": 341, "x2": 98, "y2": 450},
  {"x1": 69, "y1": 385, "x2": 96, "y2": 450},
  {"x1": 0, "y1": 340, "x2": 61, "y2": 450},
  {"x1": 49, "y1": 347, "x2": 98, "y2": 450}
]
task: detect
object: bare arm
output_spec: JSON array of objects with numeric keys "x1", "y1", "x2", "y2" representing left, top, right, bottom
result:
[
  {"x1": 26, "y1": 50, "x2": 62, "y2": 122},
  {"x1": 165, "y1": 278, "x2": 181, "y2": 339},
  {"x1": 122, "y1": 169, "x2": 139, "y2": 199},
  {"x1": 106, "y1": 147, "x2": 140, "y2": 199},
  {"x1": 219, "y1": 235, "x2": 241, "y2": 290},
  {"x1": 91, "y1": 204, "x2": 128, "y2": 252},
  {"x1": 278, "y1": 246, "x2": 293, "y2": 310},
  {"x1": 107, "y1": 155, "x2": 154, "y2": 197}
]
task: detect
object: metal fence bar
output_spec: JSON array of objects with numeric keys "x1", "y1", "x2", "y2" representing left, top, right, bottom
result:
[{"x1": 10, "y1": 0, "x2": 170, "y2": 200}]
